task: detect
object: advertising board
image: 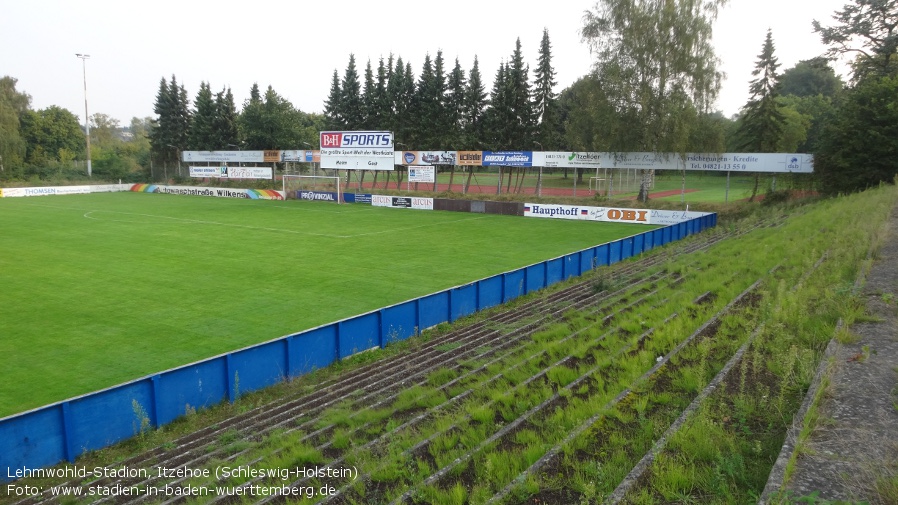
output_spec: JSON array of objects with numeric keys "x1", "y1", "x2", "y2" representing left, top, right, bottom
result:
[
  {"x1": 130, "y1": 184, "x2": 285, "y2": 200},
  {"x1": 481, "y1": 151, "x2": 533, "y2": 167},
  {"x1": 320, "y1": 131, "x2": 394, "y2": 171},
  {"x1": 371, "y1": 195, "x2": 434, "y2": 210},
  {"x1": 456, "y1": 151, "x2": 483, "y2": 166},
  {"x1": 523, "y1": 202, "x2": 709, "y2": 225},
  {"x1": 182, "y1": 151, "x2": 266, "y2": 163},
  {"x1": 0, "y1": 186, "x2": 91, "y2": 197},
  {"x1": 408, "y1": 166, "x2": 436, "y2": 183}
]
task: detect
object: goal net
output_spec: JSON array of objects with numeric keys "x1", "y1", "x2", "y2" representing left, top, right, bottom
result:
[{"x1": 283, "y1": 175, "x2": 344, "y2": 203}]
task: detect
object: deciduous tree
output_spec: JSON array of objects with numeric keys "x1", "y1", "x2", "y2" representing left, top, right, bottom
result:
[{"x1": 582, "y1": 0, "x2": 728, "y2": 200}]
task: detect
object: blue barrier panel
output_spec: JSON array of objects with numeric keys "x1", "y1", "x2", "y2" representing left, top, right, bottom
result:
[
  {"x1": 419, "y1": 291, "x2": 450, "y2": 330},
  {"x1": 653, "y1": 228, "x2": 664, "y2": 247},
  {"x1": 0, "y1": 407, "x2": 65, "y2": 475},
  {"x1": 381, "y1": 301, "x2": 417, "y2": 344},
  {"x1": 503, "y1": 269, "x2": 526, "y2": 302},
  {"x1": 643, "y1": 230, "x2": 654, "y2": 252},
  {"x1": 546, "y1": 258, "x2": 563, "y2": 285},
  {"x1": 609, "y1": 240, "x2": 622, "y2": 264},
  {"x1": 595, "y1": 243, "x2": 611, "y2": 266},
  {"x1": 339, "y1": 311, "x2": 381, "y2": 358},
  {"x1": 155, "y1": 358, "x2": 228, "y2": 426},
  {"x1": 230, "y1": 340, "x2": 288, "y2": 396},
  {"x1": 663, "y1": 226, "x2": 672, "y2": 245},
  {"x1": 564, "y1": 253, "x2": 579, "y2": 279},
  {"x1": 478, "y1": 275, "x2": 503, "y2": 311},
  {"x1": 289, "y1": 324, "x2": 338, "y2": 374},
  {"x1": 67, "y1": 379, "x2": 155, "y2": 457},
  {"x1": 580, "y1": 248, "x2": 595, "y2": 274},
  {"x1": 451, "y1": 283, "x2": 478, "y2": 321},
  {"x1": 525, "y1": 263, "x2": 546, "y2": 293},
  {"x1": 633, "y1": 233, "x2": 645, "y2": 256},
  {"x1": 620, "y1": 237, "x2": 634, "y2": 260}
]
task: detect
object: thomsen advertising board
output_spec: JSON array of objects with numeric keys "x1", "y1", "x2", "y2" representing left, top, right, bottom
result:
[
  {"x1": 320, "y1": 131, "x2": 394, "y2": 170},
  {"x1": 0, "y1": 186, "x2": 91, "y2": 197},
  {"x1": 523, "y1": 203, "x2": 709, "y2": 225},
  {"x1": 371, "y1": 195, "x2": 434, "y2": 210}
]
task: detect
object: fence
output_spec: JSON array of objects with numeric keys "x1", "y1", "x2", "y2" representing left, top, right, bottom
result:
[{"x1": 0, "y1": 213, "x2": 716, "y2": 479}]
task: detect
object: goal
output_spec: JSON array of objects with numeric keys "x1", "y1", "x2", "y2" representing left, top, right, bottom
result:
[{"x1": 283, "y1": 175, "x2": 344, "y2": 203}]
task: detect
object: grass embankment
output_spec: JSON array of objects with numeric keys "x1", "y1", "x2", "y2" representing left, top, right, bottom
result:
[{"x1": 0, "y1": 192, "x2": 643, "y2": 417}]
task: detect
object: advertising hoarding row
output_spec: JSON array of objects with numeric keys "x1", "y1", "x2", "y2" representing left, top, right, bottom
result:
[{"x1": 183, "y1": 136, "x2": 814, "y2": 174}]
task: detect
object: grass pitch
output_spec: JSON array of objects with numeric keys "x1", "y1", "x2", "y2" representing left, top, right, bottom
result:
[{"x1": 0, "y1": 192, "x2": 651, "y2": 417}]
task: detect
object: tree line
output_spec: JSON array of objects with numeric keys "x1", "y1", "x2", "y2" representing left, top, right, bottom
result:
[{"x1": 0, "y1": 0, "x2": 894, "y2": 196}]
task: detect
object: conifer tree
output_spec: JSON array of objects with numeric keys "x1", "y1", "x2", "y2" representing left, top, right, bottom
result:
[
  {"x1": 507, "y1": 38, "x2": 535, "y2": 146},
  {"x1": 533, "y1": 29, "x2": 562, "y2": 150},
  {"x1": 445, "y1": 58, "x2": 467, "y2": 149},
  {"x1": 188, "y1": 82, "x2": 217, "y2": 150},
  {"x1": 483, "y1": 62, "x2": 511, "y2": 149},
  {"x1": 362, "y1": 60, "x2": 377, "y2": 129},
  {"x1": 464, "y1": 56, "x2": 488, "y2": 148},
  {"x1": 214, "y1": 86, "x2": 239, "y2": 148},
  {"x1": 340, "y1": 54, "x2": 363, "y2": 130},
  {"x1": 323, "y1": 70, "x2": 342, "y2": 129},
  {"x1": 735, "y1": 29, "x2": 786, "y2": 200},
  {"x1": 371, "y1": 56, "x2": 392, "y2": 131}
]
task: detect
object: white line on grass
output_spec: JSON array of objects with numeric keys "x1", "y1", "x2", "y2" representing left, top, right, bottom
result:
[
  {"x1": 81, "y1": 210, "x2": 344, "y2": 238},
  {"x1": 80, "y1": 208, "x2": 491, "y2": 239}
]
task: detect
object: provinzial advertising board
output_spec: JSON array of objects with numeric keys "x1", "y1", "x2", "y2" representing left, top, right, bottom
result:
[
  {"x1": 371, "y1": 195, "x2": 434, "y2": 210},
  {"x1": 320, "y1": 131, "x2": 394, "y2": 170},
  {"x1": 297, "y1": 190, "x2": 340, "y2": 202}
]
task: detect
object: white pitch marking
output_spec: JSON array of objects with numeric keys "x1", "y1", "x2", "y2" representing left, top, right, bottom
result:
[{"x1": 80, "y1": 208, "x2": 490, "y2": 239}]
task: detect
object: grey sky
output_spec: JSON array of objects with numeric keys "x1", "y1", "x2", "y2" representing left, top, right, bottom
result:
[{"x1": 1, "y1": 0, "x2": 850, "y2": 127}]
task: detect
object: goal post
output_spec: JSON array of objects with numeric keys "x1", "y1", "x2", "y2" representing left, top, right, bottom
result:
[{"x1": 282, "y1": 175, "x2": 344, "y2": 203}]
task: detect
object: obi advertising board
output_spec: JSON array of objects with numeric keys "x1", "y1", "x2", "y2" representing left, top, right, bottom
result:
[
  {"x1": 320, "y1": 131, "x2": 394, "y2": 170},
  {"x1": 523, "y1": 202, "x2": 709, "y2": 225}
]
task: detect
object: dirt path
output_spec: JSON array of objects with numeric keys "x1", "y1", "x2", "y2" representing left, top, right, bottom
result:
[{"x1": 769, "y1": 206, "x2": 898, "y2": 503}]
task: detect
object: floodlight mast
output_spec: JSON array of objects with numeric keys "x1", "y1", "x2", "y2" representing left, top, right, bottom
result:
[{"x1": 75, "y1": 53, "x2": 92, "y2": 177}]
